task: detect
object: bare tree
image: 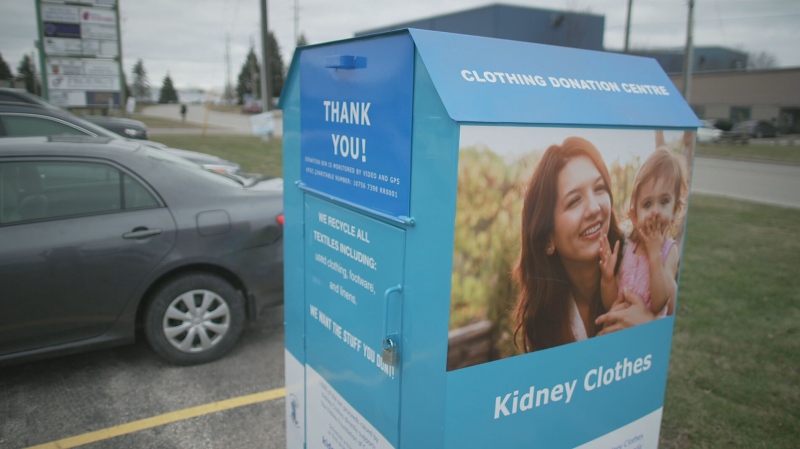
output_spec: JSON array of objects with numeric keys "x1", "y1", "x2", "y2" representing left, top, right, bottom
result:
[{"x1": 748, "y1": 51, "x2": 778, "y2": 70}]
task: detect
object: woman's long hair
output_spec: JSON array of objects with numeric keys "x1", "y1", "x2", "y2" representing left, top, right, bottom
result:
[{"x1": 513, "y1": 137, "x2": 624, "y2": 353}]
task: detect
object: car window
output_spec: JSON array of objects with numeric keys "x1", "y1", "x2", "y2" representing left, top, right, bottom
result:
[
  {"x1": 0, "y1": 160, "x2": 159, "y2": 224},
  {"x1": 123, "y1": 175, "x2": 159, "y2": 209},
  {"x1": 0, "y1": 115, "x2": 90, "y2": 137}
]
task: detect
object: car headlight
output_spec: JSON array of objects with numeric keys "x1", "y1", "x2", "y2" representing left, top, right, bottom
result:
[{"x1": 124, "y1": 128, "x2": 146, "y2": 138}]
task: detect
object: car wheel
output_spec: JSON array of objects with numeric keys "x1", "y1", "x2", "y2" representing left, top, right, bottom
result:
[{"x1": 144, "y1": 273, "x2": 245, "y2": 365}]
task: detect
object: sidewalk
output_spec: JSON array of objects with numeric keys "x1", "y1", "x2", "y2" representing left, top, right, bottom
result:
[{"x1": 692, "y1": 156, "x2": 800, "y2": 209}]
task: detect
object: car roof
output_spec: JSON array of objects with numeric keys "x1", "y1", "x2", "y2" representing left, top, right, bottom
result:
[
  {"x1": 0, "y1": 87, "x2": 50, "y2": 103},
  {"x1": 0, "y1": 102, "x2": 122, "y2": 137},
  {"x1": 0, "y1": 135, "x2": 147, "y2": 159},
  {"x1": 0, "y1": 90, "x2": 144, "y2": 127},
  {"x1": 0, "y1": 136, "x2": 214, "y2": 173}
]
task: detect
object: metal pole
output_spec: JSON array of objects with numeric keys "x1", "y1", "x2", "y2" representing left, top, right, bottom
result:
[
  {"x1": 294, "y1": 0, "x2": 299, "y2": 46},
  {"x1": 624, "y1": 0, "x2": 633, "y2": 53},
  {"x1": 250, "y1": 35, "x2": 257, "y2": 102},
  {"x1": 33, "y1": 0, "x2": 48, "y2": 99},
  {"x1": 225, "y1": 33, "x2": 232, "y2": 104},
  {"x1": 114, "y1": 0, "x2": 125, "y2": 113},
  {"x1": 681, "y1": 0, "x2": 695, "y2": 103},
  {"x1": 260, "y1": 0, "x2": 272, "y2": 111}
]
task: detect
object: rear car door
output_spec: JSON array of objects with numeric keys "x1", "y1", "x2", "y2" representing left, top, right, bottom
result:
[{"x1": 0, "y1": 158, "x2": 176, "y2": 355}]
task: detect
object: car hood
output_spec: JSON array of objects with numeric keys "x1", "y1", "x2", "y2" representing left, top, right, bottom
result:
[{"x1": 245, "y1": 177, "x2": 283, "y2": 191}]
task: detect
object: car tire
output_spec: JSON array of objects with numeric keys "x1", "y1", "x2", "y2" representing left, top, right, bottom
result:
[{"x1": 144, "y1": 273, "x2": 245, "y2": 365}]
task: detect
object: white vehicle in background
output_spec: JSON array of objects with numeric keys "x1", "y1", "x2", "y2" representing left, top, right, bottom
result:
[{"x1": 697, "y1": 119, "x2": 723, "y2": 143}]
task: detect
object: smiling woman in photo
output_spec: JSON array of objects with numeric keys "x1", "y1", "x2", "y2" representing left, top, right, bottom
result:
[{"x1": 513, "y1": 136, "x2": 654, "y2": 353}]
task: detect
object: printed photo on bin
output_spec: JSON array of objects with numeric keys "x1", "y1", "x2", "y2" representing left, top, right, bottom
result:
[{"x1": 447, "y1": 126, "x2": 693, "y2": 371}]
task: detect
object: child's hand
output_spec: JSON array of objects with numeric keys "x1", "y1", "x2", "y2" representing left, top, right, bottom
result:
[
  {"x1": 599, "y1": 234, "x2": 619, "y2": 283},
  {"x1": 596, "y1": 289, "x2": 656, "y2": 336},
  {"x1": 638, "y1": 212, "x2": 668, "y2": 256}
]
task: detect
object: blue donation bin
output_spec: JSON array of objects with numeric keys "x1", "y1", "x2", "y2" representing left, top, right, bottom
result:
[{"x1": 281, "y1": 29, "x2": 700, "y2": 449}]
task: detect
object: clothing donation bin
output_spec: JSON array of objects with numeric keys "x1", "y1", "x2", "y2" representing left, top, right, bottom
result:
[{"x1": 281, "y1": 29, "x2": 700, "y2": 449}]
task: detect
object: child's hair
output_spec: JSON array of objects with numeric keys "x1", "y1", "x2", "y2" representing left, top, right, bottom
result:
[{"x1": 628, "y1": 149, "x2": 688, "y2": 241}]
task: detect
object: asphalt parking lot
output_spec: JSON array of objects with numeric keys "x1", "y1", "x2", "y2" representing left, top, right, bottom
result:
[{"x1": 0, "y1": 305, "x2": 287, "y2": 449}]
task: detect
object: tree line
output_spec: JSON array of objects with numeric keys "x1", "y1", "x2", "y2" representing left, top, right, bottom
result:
[
  {"x1": 131, "y1": 31, "x2": 288, "y2": 105},
  {"x1": 0, "y1": 53, "x2": 40, "y2": 94},
  {"x1": 1, "y1": 30, "x2": 293, "y2": 106}
]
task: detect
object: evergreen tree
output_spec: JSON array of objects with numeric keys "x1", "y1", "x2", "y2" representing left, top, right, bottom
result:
[
  {"x1": 0, "y1": 53, "x2": 13, "y2": 81},
  {"x1": 236, "y1": 47, "x2": 260, "y2": 105},
  {"x1": 267, "y1": 31, "x2": 285, "y2": 100},
  {"x1": 296, "y1": 33, "x2": 308, "y2": 47},
  {"x1": 235, "y1": 32, "x2": 285, "y2": 106},
  {"x1": 16, "y1": 54, "x2": 40, "y2": 94},
  {"x1": 131, "y1": 59, "x2": 151, "y2": 103},
  {"x1": 158, "y1": 73, "x2": 178, "y2": 103}
]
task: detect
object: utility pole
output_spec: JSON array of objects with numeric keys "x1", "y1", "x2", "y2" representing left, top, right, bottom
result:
[
  {"x1": 294, "y1": 0, "x2": 299, "y2": 46},
  {"x1": 250, "y1": 35, "x2": 258, "y2": 103},
  {"x1": 260, "y1": 0, "x2": 272, "y2": 111},
  {"x1": 225, "y1": 33, "x2": 232, "y2": 104},
  {"x1": 681, "y1": 0, "x2": 695, "y2": 103},
  {"x1": 624, "y1": 0, "x2": 633, "y2": 53}
]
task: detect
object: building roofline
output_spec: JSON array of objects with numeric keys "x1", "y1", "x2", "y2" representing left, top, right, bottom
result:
[
  {"x1": 667, "y1": 66, "x2": 800, "y2": 77},
  {"x1": 356, "y1": 3, "x2": 603, "y2": 36}
]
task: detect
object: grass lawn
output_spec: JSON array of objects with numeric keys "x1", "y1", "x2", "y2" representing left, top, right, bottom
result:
[
  {"x1": 696, "y1": 142, "x2": 800, "y2": 164},
  {"x1": 143, "y1": 132, "x2": 798, "y2": 447},
  {"x1": 660, "y1": 194, "x2": 799, "y2": 448}
]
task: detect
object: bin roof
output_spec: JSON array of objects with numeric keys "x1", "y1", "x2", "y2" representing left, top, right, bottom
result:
[
  {"x1": 409, "y1": 29, "x2": 699, "y2": 128},
  {"x1": 280, "y1": 29, "x2": 700, "y2": 128}
]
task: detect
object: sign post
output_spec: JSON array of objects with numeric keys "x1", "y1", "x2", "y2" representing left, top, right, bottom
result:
[{"x1": 281, "y1": 29, "x2": 701, "y2": 449}]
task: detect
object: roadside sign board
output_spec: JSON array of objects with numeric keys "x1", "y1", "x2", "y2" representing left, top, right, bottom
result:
[
  {"x1": 36, "y1": 0, "x2": 123, "y2": 107},
  {"x1": 250, "y1": 111, "x2": 276, "y2": 136}
]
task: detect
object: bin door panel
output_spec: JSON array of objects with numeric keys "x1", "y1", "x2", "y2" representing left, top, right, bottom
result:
[{"x1": 304, "y1": 195, "x2": 405, "y2": 448}]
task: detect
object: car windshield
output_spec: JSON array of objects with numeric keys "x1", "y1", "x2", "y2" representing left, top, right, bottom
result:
[
  {"x1": 60, "y1": 113, "x2": 122, "y2": 138},
  {"x1": 142, "y1": 146, "x2": 243, "y2": 188}
]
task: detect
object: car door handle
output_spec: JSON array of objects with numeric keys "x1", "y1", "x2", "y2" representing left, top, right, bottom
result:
[{"x1": 123, "y1": 228, "x2": 163, "y2": 239}]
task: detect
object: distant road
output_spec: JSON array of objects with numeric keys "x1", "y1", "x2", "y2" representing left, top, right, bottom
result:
[
  {"x1": 141, "y1": 103, "x2": 283, "y2": 137},
  {"x1": 691, "y1": 157, "x2": 800, "y2": 209}
]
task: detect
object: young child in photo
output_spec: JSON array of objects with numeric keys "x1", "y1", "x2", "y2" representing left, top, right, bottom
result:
[{"x1": 600, "y1": 149, "x2": 686, "y2": 317}]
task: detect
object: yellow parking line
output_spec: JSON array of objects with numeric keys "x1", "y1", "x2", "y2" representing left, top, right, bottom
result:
[{"x1": 26, "y1": 387, "x2": 286, "y2": 449}]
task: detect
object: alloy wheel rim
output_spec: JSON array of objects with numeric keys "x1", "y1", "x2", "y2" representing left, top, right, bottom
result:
[{"x1": 162, "y1": 289, "x2": 231, "y2": 353}]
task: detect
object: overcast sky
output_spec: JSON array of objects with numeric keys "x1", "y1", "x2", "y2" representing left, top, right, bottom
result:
[{"x1": 1, "y1": 0, "x2": 798, "y2": 91}]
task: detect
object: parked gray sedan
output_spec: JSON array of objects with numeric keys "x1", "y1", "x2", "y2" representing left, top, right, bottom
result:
[{"x1": 0, "y1": 136, "x2": 283, "y2": 366}]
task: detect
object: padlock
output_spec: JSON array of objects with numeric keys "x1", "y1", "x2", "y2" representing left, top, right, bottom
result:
[{"x1": 382, "y1": 338, "x2": 397, "y2": 366}]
